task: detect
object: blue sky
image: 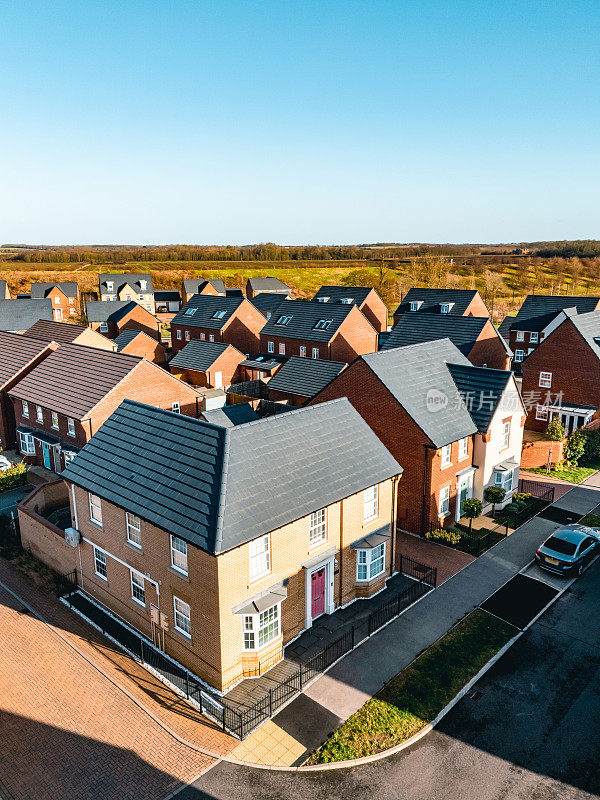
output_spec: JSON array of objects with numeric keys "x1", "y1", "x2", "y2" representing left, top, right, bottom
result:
[{"x1": 1, "y1": 1, "x2": 598, "y2": 245}]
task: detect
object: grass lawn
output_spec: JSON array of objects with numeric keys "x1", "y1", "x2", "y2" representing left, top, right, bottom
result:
[
  {"x1": 579, "y1": 513, "x2": 600, "y2": 527},
  {"x1": 306, "y1": 608, "x2": 517, "y2": 764},
  {"x1": 526, "y1": 462, "x2": 600, "y2": 484}
]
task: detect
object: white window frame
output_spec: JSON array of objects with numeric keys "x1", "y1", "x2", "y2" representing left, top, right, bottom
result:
[
  {"x1": 99, "y1": 321, "x2": 109, "y2": 333},
  {"x1": 363, "y1": 485, "x2": 379, "y2": 522},
  {"x1": 494, "y1": 468, "x2": 514, "y2": 492},
  {"x1": 356, "y1": 542, "x2": 386, "y2": 582},
  {"x1": 502, "y1": 420, "x2": 510, "y2": 449},
  {"x1": 176, "y1": 330, "x2": 182, "y2": 340},
  {"x1": 458, "y1": 437, "x2": 469, "y2": 460},
  {"x1": 89, "y1": 493, "x2": 103, "y2": 526},
  {"x1": 536, "y1": 404, "x2": 549, "y2": 421},
  {"x1": 22, "y1": 400, "x2": 29, "y2": 418},
  {"x1": 185, "y1": 330, "x2": 190, "y2": 341},
  {"x1": 514, "y1": 349, "x2": 524, "y2": 363},
  {"x1": 440, "y1": 444, "x2": 452, "y2": 468},
  {"x1": 106, "y1": 281, "x2": 114, "y2": 291},
  {"x1": 170, "y1": 535, "x2": 188, "y2": 575},
  {"x1": 267, "y1": 341, "x2": 274, "y2": 353},
  {"x1": 51, "y1": 411, "x2": 59, "y2": 430},
  {"x1": 67, "y1": 418, "x2": 76, "y2": 437},
  {"x1": 516, "y1": 331, "x2": 524, "y2": 342},
  {"x1": 409, "y1": 300, "x2": 422, "y2": 311},
  {"x1": 18, "y1": 431, "x2": 35, "y2": 455},
  {"x1": 173, "y1": 596, "x2": 192, "y2": 638},
  {"x1": 278, "y1": 343, "x2": 285, "y2": 355},
  {"x1": 130, "y1": 571, "x2": 146, "y2": 606},
  {"x1": 126, "y1": 512, "x2": 142, "y2": 548},
  {"x1": 94, "y1": 546, "x2": 107, "y2": 580},
  {"x1": 440, "y1": 303, "x2": 451, "y2": 314},
  {"x1": 36, "y1": 405, "x2": 44, "y2": 423},
  {"x1": 439, "y1": 485, "x2": 450, "y2": 516},
  {"x1": 200, "y1": 332, "x2": 206, "y2": 340},
  {"x1": 539, "y1": 371, "x2": 552, "y2": 389},
  {"x1": 309, "y1": 508, "x2": 327, "y2": 546},
  {"x1": 172, "y1": 401, "x2": 181, "y2": 414},
  {"x1": 312, "y1": 347, "x2": 319, "y2": 359},
  {"x1": 209, "y1": 334, "x2": 215, "y2": 342},
  {"x1": 299, "y1": 346, "x2": 307, "y2": 357},
  {"x1": 249, "y1": 533, "x2": 270, "y2": 581},
  {"x1": 242, "y1": 603, "x2": 280, "y2": 650},
  {"x1": 530, "y1": 331, "x2": 538, "y2": 343}
]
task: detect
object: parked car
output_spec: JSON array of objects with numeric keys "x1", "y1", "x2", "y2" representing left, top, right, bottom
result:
[{"x1": 535, "y1": 524, "x2": 600, "y2": 576}]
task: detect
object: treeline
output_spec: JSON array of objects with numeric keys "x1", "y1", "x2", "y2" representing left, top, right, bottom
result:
[{"x1": 532, "y1": 241, "x2": 600, "y2": 258}]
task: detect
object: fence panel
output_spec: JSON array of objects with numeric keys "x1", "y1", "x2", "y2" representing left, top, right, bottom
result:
[{"x1": 518, "y1": 478, "x2": 555, "y2": 503}]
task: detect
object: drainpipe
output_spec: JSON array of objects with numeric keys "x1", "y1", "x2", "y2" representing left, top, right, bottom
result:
[
  {"x1": 338, "y1": 497, "x2": 344, "y2": 608},
  {"x1": 421, "y1": 444, "x2": 434, "y2": 535},
  {"x1": 390, "y1": 475, "x2": 400, "y2": 574}
]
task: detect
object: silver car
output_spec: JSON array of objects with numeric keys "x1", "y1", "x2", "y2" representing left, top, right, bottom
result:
[{"x1": 535, "y1": 524, "x2": 600, "y2": 576}]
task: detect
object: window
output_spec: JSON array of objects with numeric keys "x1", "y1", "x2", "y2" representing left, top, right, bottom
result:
[
  {"x1": 106, "y1": 281, "x2": 114, "y2": 291},
  {"x1": 539, "y1": 372, "x2": 552, "y2": 389},
  {"x1": 530, "y1": 331, "x2": 538, "y2": 343},
  {"x1": 267, "y1": 341, "x2": 274, "y2": 353},
  {"x1": 173, "y1": 596, "x2": 191, "y2": 637},
  {"x1": 36, "y1": 405, "x2": 43, "y2": 423},
  {"x1": 172, "y1": 401, "x2": 181, "y2": 414},
  {"x1": 249, "y1": 533, "x2": 270, "y2": 580},
  {"x1": 209, "y1": 334, "x2": 214, "y2": 342},
  {"x1": 495, "y1": 468, "x2": 513, "y2": 492},
  {"x1": 536, "y1": 404, "x2": 549, "y2": 421},
  {"x1": 275, "y1": 315, "x2": 292, "y2": 325},
  {"x1": 67, "y1": 418, "x2": 75, "y2": 437},
  {"x1": 299, "y1": 346, "x2": 307, "y2": 357},
  {"x1": 140, "y1": 280, "x2": 147, "y2": 290},
  {"x1": 170, "y1": 535, "x2": 188, "y2": 574},
  {"x1": 458, "y1": 437, "x2": 468, "y2": 460},
  {"x1": 340, "y1": 297, "x2": 353, "y2": 305},
  {"x1": 199, "y1": 332, "x2": 206, "y2": 340},
  {"x1": 94, "y1": 547, "x2": 107, "y2": 580},
  {"x1": 356, "y1": 543, "x2": 385, "y2": 581},
  {"x1": 309, "y1": 508, "x2": 327, "y2": 546},
  {"x1": 514, "y1": 349, "x2": 524, "y2": 363},
  {"x1": 89, "y1": 493, "x2": 102, "y2": 525},
  {"x1": 69, "y1": 307, "x2": 75, "y2": 315},
  {"x1": 51, "y1": 411, "x2": 59, "y2": 429},
  {"x1": 440, "y1": 303, "x2": 451, "y2": 314},
  {"x1": 131, "y1": 572, "x2": 146, "y2": 605},
  {"x1": 409, "y1": 300, "x2": 422, "y2": 311},
  {"x1": 502, "y1": 420, "x2": 511, "y2": 449},
  {"x1": 185, "y1": 330, "x2": 190, "y2": 341},
  {"x1": 176, "y1": 330, "x2": 182, "y2": 340},
  {"x1": 54, "y1": 296, "x2": 60, "y2": 305},
  {"x1": 313, "y1": 319, "x2": 332, "y2": 330},
  {"x1": 317, "y1": 296, "x2": 330, "y2": 303},
  {"x1": 63, "y1": 451, "x2": 75, "y2": 465},
  {"x1": 126, "y1": 512, "x2": 141, "y2": 547},
  {"x1": 312, "y1": 347, "x2": 319, "y2": 359},
  {"x1": 18, "y1": 431, "x2": 35, "y2": 455},
  {"x1": 440, "y1": 444, "x2": 451, "y2": 468},
  {"x1": 439, "y1": 485, "x2": 450, "y2": 516},
  {"x1": 22, "y1": 400, "x2": 29, "y2": 417},
  {"x1": 278, "y1": 343, "x2": 285, "y2": 355},
  {"x1": 185, "y1": 307, "x2": 197, "y2": 316},
  {"x1": 212, "y1": 310, "x2": 227, "y2": 319},
  {"x1": 243, "y1": 604, "x2": 280, "y2": 650},
  {"x1": 516, "y1": 331, "x2": 524, "y2": 341},
  {"x1": 364, "y1": 485, "x2": 378, "y2": 522}
]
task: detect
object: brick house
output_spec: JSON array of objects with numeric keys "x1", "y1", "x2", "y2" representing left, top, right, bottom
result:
[
  {"x1": 9, "y1": 344, "x2": 204, "y2": 472},
  {"x1": 182, "y1": 278, "x2": 226, "y2": 302},
  {"x1": 168, "y1": 340, "x2": 246, "y2": 388},
  {"x1": 267, "y1": 357, "x2": 346, "y2": 407},
  {"x1": 26, "y1": 319, "x2": 116, "y2": 351},
  {"x1": 154, "y1": 291, "x2": 181, "y2": 314},
  {"x1": 29, "y1": 282, "x2": 80, "y2": 321},
  {"x1": 393, "y1": 288, "x2": 489, "y2": 325},
  {"x1": 245, "y1": 277, "x2": 290, "y2": 300},
  {"x1": 170, "y1": 295, "x2": 267, "y2": 356},
  {"x1": 99, "y1": 273, "x2": 156, "y2": 314},
  {"x1": 248, "y1": 293, "x2": 289, "y2": 321},
  {"x1": 384, "y1": 313, "x2": 511, "y2": 370},
  {"x1": 86, "y1": 300, "x2": 160, "y2": 340},
  {"x1": 113, "y1": 329, "x2": 166, "y2": 363},
  {"x1": 521, "y1": 310, "x2": 600, "y2": 433},
  {"x1": 20, "y1": 398, "x2": 402, "y2": 692},
  {"x1": 312, "y1": 286, "x2": 388, "y2": 334},
  {"x1": 0, "y1": 299, "x2": 53, "y2": 332},
  {"x1": 499, "y1": 295, "x2": 600, "y2": 373},
  {"x1": 259, "y1": 300, "x2": 377, "y2": 363}
]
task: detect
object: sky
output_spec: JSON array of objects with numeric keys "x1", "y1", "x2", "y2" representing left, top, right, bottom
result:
[{"x1": 1, "y1": 0, "x2": 599, "y2": 245}]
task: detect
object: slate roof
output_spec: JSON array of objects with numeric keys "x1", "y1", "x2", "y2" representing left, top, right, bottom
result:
[
  {"x1": 62, "y1": 397, "x2": 402, "y2": 554},
  {"x1": 394, "y1": 288, "x2": 483, "y2": 317},
  {"x1": 30, "y1": 282, "x2": 78, "y2": 299},
  {"x1": 267, "y1": 357, "x2": 347, "y2": 399},
  {"x1": 362, "y1": 340, "x2": 478, "y2": 447},
  {"x1": 508, "y1": 295, "x2": 600, "y2": 332},
  {"x1": 86, "y1": 300, "x2": 144, "y2": 323},
  {"x1": 154, "y1": 290, "x2": 180, "y2": 301},
  {"x1": 183, "y1": 278, "x2": 226, "y2": 295},
  {"x1": 497, "y1": 315, "x2": 514, "y2": 343},
  {"x1": 26, "y1": 319, "x2": 88, "y2": 344},
  {"x1": 0, "y1": 331, "x2": 53, "y2": 389},
  {"x1": 202, "y1": 403, "x2": 260, "y2": 427},
  {"x1": 9, "y1": 343, "x2": 141, "y2": 418},
  {"x1": 312, "y1": 286, "x2": 373, "y2": 306},
  {"x1": 247, "y1": 277, "x2": 290, "y2": 293},
  {"x1": 171, "y1": 295, "x2": 247, "y2": 330},
  {"x1": 169, "y1": 340, "x2": 237, "y2": 372},
  {"x1": 383, "y1": 313, "x2": 509, "y2": 356},
  {"x1": 113, "y1": 328, "x2": 145, "y2": 352},
  {"x1": 260, "y1": 300, "x2": 357, "y2": 342},
  {"x1": 249, "y1": 293, "x2": 288, "y2": 318},
  {"x1": 567, "y1": 311, "x2": 600, "y2": 360},
  {"x1": 99, "y1": 273, "x2": 154, "y2": 296},
  {"x1": 0, "y1": 299, "x2": 54, "y2": 331},
  {"x1": 446, "y1": 363, "x2": 514, "y2": 432}
]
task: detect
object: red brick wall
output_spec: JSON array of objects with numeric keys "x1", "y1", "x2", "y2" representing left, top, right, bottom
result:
[
  {"x1": 120, "y1": 334, "x2": 165, "y2": 363},
  {"x1": 360, "y1": 291, "x2": 388, "y2": 334},
  {"x1": 464, "y1": 293, "x2": 490, "y2": 317},
  {"x1": 221, "y1": 300, "x2": 266, "y2": 355},
  {"x1": 467, "y1": 320, "x2": 511, "y2": 369},
  {"x1": 521, "y1": 437, "x2": 565, "y2": 469},
  {"x1": 46, "y1": 287, "x2": 79, "y2": 321},
  {"x1": 330, "y1": 305, "x2": 378, "y2": 362}
]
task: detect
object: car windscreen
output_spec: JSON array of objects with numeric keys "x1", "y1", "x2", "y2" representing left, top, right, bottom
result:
[{"x1": 544, "y1": 536, "x2": 578, "y2": 556}]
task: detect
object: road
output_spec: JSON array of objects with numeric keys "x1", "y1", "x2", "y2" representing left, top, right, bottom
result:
[
  {"x1": 180, "y1": 562, "x2": 600, "y2": 800},
  {"x1": 0, "y1": 485, "x2": 32, "y2": 516}
]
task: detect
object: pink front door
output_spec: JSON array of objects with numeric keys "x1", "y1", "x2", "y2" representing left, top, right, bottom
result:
[{"x1": 311, "y1": 568, "x2": 326, "y2": 619}]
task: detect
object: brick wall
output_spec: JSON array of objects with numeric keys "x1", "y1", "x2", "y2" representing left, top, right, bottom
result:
[
  {"x1": 119, "y1": 333, "x2": 165, "y2": 363},
  {"x1": 464, "y1": 293, "x2": 490, "y2": 317},
  {"x1": 19, "y1": 481, "x2": 79, "y2": 575},
  {"x1": 47, "y1": 287, "x2": 79, "y2": 321},
  {"x1": 360, "y1": 292, "x2": 389, "y2": 334},
  {"x1": 221, "y1": 301, "x2": 266, "y2": 355},
  {"x1": 521, "y1": 435, "x2": 565, "y2": 469},
  {"x1": 468, "y1": 320, "x2": 511, "y2": 369},
  {"x1": 330, "y1": 306, "x2": 378, "y2": 363}
]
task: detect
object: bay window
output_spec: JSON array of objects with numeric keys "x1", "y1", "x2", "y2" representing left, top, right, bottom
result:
[
  {"x1": 243, "y1": 604, "x2": 280, "y2": 650},
  {"x1": 356, "y1": 542, "x2": 385, "y2": 581},
  {"x1": 18, "y1": 431, "x2": 35, "y2": 455}
]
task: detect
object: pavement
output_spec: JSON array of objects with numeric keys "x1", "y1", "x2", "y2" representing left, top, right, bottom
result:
[
  {"x1": 175, "y1": 554, "x2": 600, "y2": 800},
  {"x1": 0, "y1": 485, "x2": 34, "y2": 516}
]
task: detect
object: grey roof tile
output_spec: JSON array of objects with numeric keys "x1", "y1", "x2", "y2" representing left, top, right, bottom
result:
[
  {"x1": 0, "y1": 299, "x2": 54, "y2": 331},
  {"x1": 113, "y1": 328, "x2": 145, "y2": 351},
  {"x1": 446, "y1": 363, "x2": 513, "y2": 432},
  {"x1": 248, "y1": 277, "x2": 290, "y2": 292},
  {"x1": 509, "y1": 295, "x2": 600, "y2": 331},
  {"x1": 0, "y1": 331, "x2": 53, "y2": 389},
  {"x1": 202, "y1": 403, "x2": 260, "y2": 427},
  {"x1": 384, "y1": 313, "x2": 489, "y2": 355},
  {"x1": 312, "y1": 285, "x2": 372, "y2": 305},
  {"x1": 171, "y1": 295, "x2": 247, "y2": 330},
  {"x1": 249, "y1": 293, "x2": 288, "y2": 317},
  {"x1": 394, "y1": 288, "x2": 483, "y2": 317},
  {"x1": 99, "y1": 273, "x2": 153, "y2": 296},
  {"x1": 169, "y1": 340, "x2": 236, "y2": 371},
  {"x1": 85, "y1": 300, "x2": 144, "y2": 323},
  {"x1": 259, "y1": 300, "x2": 354, "y2": 342},
  {"x1": 267, "y1": 356, "x2": 347, "y2": 398},
  {"x1": 30, "y1": 282, "x2": 78, "y2": 299},
  {"x1": 183, "y1": 278, "x2": 226, "y2": 295}
]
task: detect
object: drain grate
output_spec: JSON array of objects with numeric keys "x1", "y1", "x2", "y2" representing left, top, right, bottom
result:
[{"x1": 466, "y1": 688, "x2": 483, "y2": 702}]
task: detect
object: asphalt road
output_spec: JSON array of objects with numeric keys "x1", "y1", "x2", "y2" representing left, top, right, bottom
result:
[
  {"x1": 180, "y1": 563, "x2": 600, "y2": 800},
  {"x1": 0, "y1": 485, "x2": 32, "y2": 517}
]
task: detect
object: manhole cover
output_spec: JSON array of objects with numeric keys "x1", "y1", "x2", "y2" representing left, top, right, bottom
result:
[{"x1": 537, "y1": 506, "x2": 581, "y2": 524}]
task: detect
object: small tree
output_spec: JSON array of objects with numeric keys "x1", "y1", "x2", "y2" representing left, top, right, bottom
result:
[
  {"x1": 484, "y1": 485, "x2": 506, "y2": 517},
  {"x1": 565, "y1": 428, "x2": 586, "y2": 466},
  {"x1": 546, "y1": 417, "x2": 565, "y2": 441},
  {"x1": 462, "y1": 498, "x2": 483, "y2": 534}
]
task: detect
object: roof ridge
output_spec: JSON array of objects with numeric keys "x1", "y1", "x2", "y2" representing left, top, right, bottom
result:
[
  {"x1": 232, "y1": 396, "x2": 348, "y2": 430},
  {"x1": 213, "y1": 428, "x2": 231, "y2": 552}
]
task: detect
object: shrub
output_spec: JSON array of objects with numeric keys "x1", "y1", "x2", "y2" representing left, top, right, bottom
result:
[
  {"x1": 0, "y1": 462, "x2": 27, "y2": 492},
  {"x1": 546, "y1": 418, "x2": 565, "y2": 441},
  {"x1": 565, "y1": 429, "x2": 586, "y2": 466},
  {"x1": 484, "y1": 486, "x2": 506, "y2": 515},
  {"x1": 512, "y1": 492, "x2": 531, "y2": 504},
  {"x1": 425, "y1": 527, "x2": 461, "y2": 546}
]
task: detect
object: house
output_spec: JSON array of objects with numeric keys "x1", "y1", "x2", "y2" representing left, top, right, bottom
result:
[
  {"x1": 246, "y1": 276, "x2": 290, "y2": 300},
  {"x1": 312, "y1": 286, "x2": 388, "y2": 334},
  {"x1": 0, "y1": 299, "x2": 54, "y2": 332},
  {"x1": 25, "y1": 319, "x2": 116, "y2": 351},
  {"x1": 86, "y1": 300, "x2": 160, "y2": 340},
  {"x1": 248, "y1": 292, "x2": 289, "y2": 320},
  {"x1": 259, "y1": 300, "x2": 378, "y2": 363},
  {"x1": 170, "y1": 295, "x2": 267, "y2": 356},
  {"x1": 30, "y1": 282, "x2": 79, "y2": 321},
  {"x1": 267, "y1": 357, "x2": 346, "y2": 407},
  {"x1": 238, "y1": 354, "x2": 287, "y2": 382},
  {"x1": 0, "y1": 332, "x2": 57, "y2": 451},
  {"x1": 98, "y1": 273, "x2": 156, "y2": 314},
  {"x1": 383, "y1": 313, "x2": 511, "y2": 370},
  {"x1": 0, "y1": 281, "x2": 10, "y2": 299},
  {"x1": 8, "y1": 344, "x2": 204, "y2": 472},
  {"x1": 113, "y1": 329, "x2": 166, "y2": 363},
  {"x1": 521, "y1": 310, "x2": 600, "y2": 433},
  {"x1": 20, "y1": 397, "x2": 401, "y2": 691},
  {"x1": 393, "y1": 288, "x2": 489, "y2": 324},
  {"x1": 168, "y1": 340, "x2": 246, "y2": 388},
  {"x1": 182, "y1": 278, "x2": 226, "y2": 302},
  {"x1": 501, "y1": 295, "x2": 600, "y2": 371},
  {"x1": 154, "y1": 291, "x2": 181, "y2": 314}
]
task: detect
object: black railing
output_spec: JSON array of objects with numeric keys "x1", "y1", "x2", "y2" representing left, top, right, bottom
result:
[
  {"x1": 518, "y1": 478, "x2": 555, "y2": 503},
  {"x1": 367, "y1": 563, "x2": 436, "y2": 636}
]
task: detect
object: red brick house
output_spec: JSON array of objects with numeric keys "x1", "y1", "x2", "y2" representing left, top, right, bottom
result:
[
  {"x1": 267, "y1": 357, "x2": 346, "y2": 406},
  {"x1": 393, "y1": 288, "x2": 489, "y2": 325},
  {"x1": 182, "y1": 278, "x2": 226, "y2": 302},
  {"x1": 9, "y1": 344, "x2": 204, "y2": 472},
  {"x1": 29, "y1": 282, "x2": 80, "y2": 321},
  {"x1": 522, "y1": 310, "x2": 600, "y2": 433},
  {"x1": 86, "y1": 300, "x2": 161, "y2": 340},
  {"x1": 26, "y1": 319, "x2": 116, "y2": 351},
  {"x1": 312, "y1": 285, "x2": 388, "y2": 334},
  {"x1": 168, "y1": 340, "x2": 246, "y2": 388},
  {"x1": 245, "y1": 277, "x2": 290, "y2": 300},
  {"x1": 170, "y1": 295, "x2": 267, "y2": 356},
  {"x1": 384, "y1": 313, "x2": 511, "y2": 370},
  {"x1": 259, "y1": 300, "x2": 377, "y2": 363},
  {"x1": 113, "y1": 329, "x2": 166, "y2": 363}
]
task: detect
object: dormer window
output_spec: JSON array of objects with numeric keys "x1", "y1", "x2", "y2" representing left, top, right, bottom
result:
[
  {"x1": 106, "y1": 281, "x2": 114, "y2": 291},
  {"x1": 139, "y1": 280, "x2": 147, "y2": 290},
  {"x1": 440, "y1": 302, "x2": 454, "y2": 313},
  {"x1": 211, "y1": 309, "x2": 227, "y2": 319},
  {"x1": 313, "y1": 319, "x2": 332, "y2": 330},
  {"x1": 340, "y1": 298, "x2": 353, "y2": 305},
  {"x1": 276, "y1": 315, "x2": 292, "y2": 325},
  {"x1": 317, "y1": 297, "x2": 330, "y2": 303},
  {"x1": 409, "y1": 300, "x2": 423, "y2": 311},
  {"x1": 184, "y1": 308, "x2": 197, "y2": 316}
]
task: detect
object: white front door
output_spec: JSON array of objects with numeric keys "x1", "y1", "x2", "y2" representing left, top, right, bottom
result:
[
  {"x1": 456, "y1": 473, "x2": 473, "y2": 521},
  {"x1": 214, "y1": 371, "x2": 223, "y2": 389}
]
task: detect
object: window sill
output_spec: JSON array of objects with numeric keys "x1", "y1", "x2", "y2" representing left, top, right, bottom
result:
[
  {"x1": 248, "y1": 571, "x2": 271, "y2": 587},
  {"x1": 363, "y1": 515, "x2": 379, "y2": 525},
  {"x1": 131, "y1": 597, "x2": 146, "y2": 608},
  {"x1": 169, "y1": 566, "x2": 189, "y2": 581},
  {"x1": 89, "y1": 519, "x2": 103, "y2": 529},
  {"x1": 94, "y1": 573, "x2": 108, "y2": 582},
  {"x1": 438, "y1": 511, "x2": 450, "y2": 520},
  {"x1": 440, "y1": 463, "x2": 452, "y2": 470},
  {"x1": 308, "y1": 538, "x2": 328, "y2": 552},
  {"x1": 173, "y1": 626, "x2": 192, "y2": 641},
  {"x1": 126, "y1": 541, "x2": 143, "y2": 553},
  {"x1": 356, "y1": 571, "x2": 385, "y2": 584}
]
